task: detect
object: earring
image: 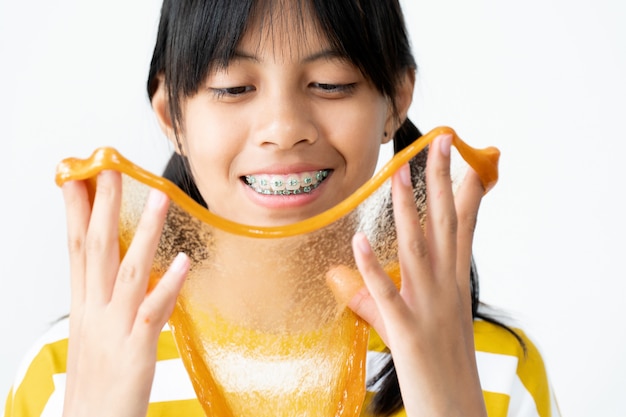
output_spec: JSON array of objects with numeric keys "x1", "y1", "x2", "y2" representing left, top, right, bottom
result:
[{"x1": 383, "y1": 131, "x2": 388, "y2": 138}]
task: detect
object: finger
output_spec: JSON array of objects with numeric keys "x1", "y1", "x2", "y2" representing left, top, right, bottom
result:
[
  {"x1": 62, "y1": 180, "x2": 91, "y2": 309},
  {"x1": 390, "y1": 163, "x2": 431, "y2": 301},
  {"x1": 424, "y1": 134, "x2": 457, "y2": 281},
  {"x1": 111, "y1": 189, "x2": 170, "y2": 323},
  {"x1": 326, "y1": 265, "x2": 389, "y2": 341},
  {"x1": 61, "y1": 179, "x2": 91, "y2": 394},
  {"x1": 347, "y1": 287, "x2": 388, "y2": 344},
  {"x1": 84, "y1": 170, "x2": 122, "y2": 304},
  {"x1": 352, "y1": 232, "x2": 410, "y2": 343},
  {"x1": 133, "y1": 252, "x2": 190, "y2": 344},
  {"x1": 453, "y1": 167, "x2": 484, "y2": 312},
  {"x1": 325, "y1": 265, "x2": 364, "y2": 308}
]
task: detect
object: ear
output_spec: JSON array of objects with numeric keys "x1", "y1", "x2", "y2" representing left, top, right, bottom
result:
[
  {"x1": 383, "y1": 68, "x2": 415, "y2": 144},
  {"x1": 151, "y1": 74, "x2": 181, "y2": 153}
]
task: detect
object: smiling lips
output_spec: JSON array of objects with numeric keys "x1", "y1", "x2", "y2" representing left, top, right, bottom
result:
[{"x1": 243, "y1": 169, "x2": 330, "y2": 195}]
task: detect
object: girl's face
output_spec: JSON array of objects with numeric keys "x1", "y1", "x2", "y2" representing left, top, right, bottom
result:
[{"x1": 155, "y1": 12, "x2": 411, "y2": 227}]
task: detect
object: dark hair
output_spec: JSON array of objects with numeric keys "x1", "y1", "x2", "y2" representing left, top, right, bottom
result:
[
  {"x1": 147, "y1": 0, "x2": 415, "y2": 140},
  {"x1": 149, "y1": 1, "x2": 522, "y2": 415}
]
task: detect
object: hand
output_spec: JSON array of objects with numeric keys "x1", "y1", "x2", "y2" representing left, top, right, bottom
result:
[
  {"x1": 61, "y1": 170, "x2": 190, "y2": 417},
  {"x1": 348, "y1": 134, "x2": 488, "y2": 416}
]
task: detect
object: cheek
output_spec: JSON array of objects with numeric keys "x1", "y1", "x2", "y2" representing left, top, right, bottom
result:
[
  {"x1": 182, "y1": 103, "x2": 242, "y2": 167},
  {"x1": 180, "y1": 105, "x2": 245, "y2": 209},
  {"x1": 328, "y1": 100, "x2": 388, "y2": 163}
]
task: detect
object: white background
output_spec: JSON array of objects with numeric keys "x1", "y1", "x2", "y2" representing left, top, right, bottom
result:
[{"x1": 1, "y1": 0, "x2": 625, "y2": 415}]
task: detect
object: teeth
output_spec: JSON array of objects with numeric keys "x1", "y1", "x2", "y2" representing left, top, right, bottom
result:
[
  {"x1": 270, "y1": 176, "x2": 285, "y2": 191},
  {"x1": 285, "y1": 175, "x2": 300, "y2": 191},
  {"x1": 244, "y1": 170, "x2": 329, "y2": 195}
]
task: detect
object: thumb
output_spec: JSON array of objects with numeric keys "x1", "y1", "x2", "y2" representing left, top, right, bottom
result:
[{"x1": 326, "y1": 265, "x2": 388, "y2": 342}]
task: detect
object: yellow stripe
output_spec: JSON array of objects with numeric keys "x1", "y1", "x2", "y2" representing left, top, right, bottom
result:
[
  {"x1": 360, "y1": 389, "x2": 512, "y2": 417},
  {"x1": 359, "y1": 379, "x2": 512, "y2": 417},
  {"x1": 8, "y1": 338, "x2": 68, "y2": 417},
  {"x1": 475, "y1": 320, "x2": 552, "y2": 416},
  {"x1": 368, "y1": 321, "x2": 552, "y2": 417},
  {"x1": 7, "y1": 331, "x2": 181, "y2": 417},
  {"x1": 4, "y1": 387, "x2": 14, "y2": 417},
  {"x1": 8, "y1": 324, "x2": 551, "y2": 417},
  {"x1": 155, "y1": 330, "x2": 183, "y2": 361},
  {"x1": 483, "y1": 390, "x2": 511, "y2": 417},
  {"x1": 474, "y1": 320, "x2": 525, "y2": 356},
  {"x1": 366, "y1": 329, "x2": 387, "y2": 353},
  {"x1": 514, "y1": 331, "x2": 551, "y2": 416},
  {"x1": 147, "y1": 399, "x2": 204, "y2": 417}
]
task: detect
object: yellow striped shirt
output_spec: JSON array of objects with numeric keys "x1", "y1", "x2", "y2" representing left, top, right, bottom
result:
[{"x1": 4, "y1": 318, "x2": 559, "y2": 417}]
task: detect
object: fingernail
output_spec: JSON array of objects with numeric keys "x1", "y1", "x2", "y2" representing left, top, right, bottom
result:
[
  {"x1": 147, "y1": 188, "x2": 167, "y2": 209},
  {"x1": 439, "y1": 134, "x2": 452, "y2": 157},
  {"x1": 170, "y1": 252, "x2": 190, "y2": 273},
  {"x1": 398, "y1": 163, "x2": 411, "y2": 187},
  {"x1": 354, "y1": 233, "x2": 372, "y2": 255}
]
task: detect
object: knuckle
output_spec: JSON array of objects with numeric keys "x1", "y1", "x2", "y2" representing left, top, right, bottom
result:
[
  {"x1": 458, "y1": 211, "x2": 478, "y2": 234},
  {"x1": 432, "y1": 209, "x2": 458, "y2": 236},
  {"x1": 428, "y1": 162, "x2": 450, "y2": 181},
  {"x1": 435, "y1": 164, "x2": 450, "y2": 179},
  {"x1": 117, "y1": 262, "x2": 139, "y2": 284},
  {"x1": 96, "y1": 178, "x2": 117, "y2": 202},
  {"x1": 135, "y1": 213, "x2": 161, "y2": 239},
  {"x1": 85, "y1": 234, "x2": 108, "y2": 254},
  {"x1": 446, "y1": 214, "x2": 459, "y2": 235},
  {"x1": 406, "y1": 236, "x2": 429, "y2": 259},
  {"x1": 376, "y1": 281, "x2": 400, "y2": 301},
  {"x1": 348, "y1": 290, "x2": 367, "y2": 314},
  {"x1": 67, "y1": 234, "x2": 85, "y2": 256},
  {"x1": 154, "y1": 275, "x2": 174, "y2": 297},
  {"x1": 135, "y1": 206, "x2": 167, "y2": 241}
]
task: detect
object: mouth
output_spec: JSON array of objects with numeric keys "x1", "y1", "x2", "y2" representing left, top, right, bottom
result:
[{"x1": 242, "y1": 169, "x2": 331, "y2": 195}]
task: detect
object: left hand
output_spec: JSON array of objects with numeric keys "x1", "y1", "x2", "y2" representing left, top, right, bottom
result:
[
  {"x1": 61, "y1": 173, "x2": 190, "y2": 417},
  {"x1": 347, "y1": 133, "x2": 488, "y2": 417}
]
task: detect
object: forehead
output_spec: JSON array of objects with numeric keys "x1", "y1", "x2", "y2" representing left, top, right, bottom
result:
[{"x1": 239, "y1": 0, "x2": 334, "y2": 61}]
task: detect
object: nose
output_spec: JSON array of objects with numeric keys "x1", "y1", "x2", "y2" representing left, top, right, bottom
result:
[{"x1": 252, "y1": 91, "x2": 319, "y2": 150}]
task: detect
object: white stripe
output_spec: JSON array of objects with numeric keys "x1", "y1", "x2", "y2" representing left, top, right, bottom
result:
[
  {"x1": 368, "y1": 350, "x2": 544, "y2": 417},
  {"x1": 365, "y1": 350, "x2": 389, "y2": 391},
  {"x1": 506, "y1": 375, "x2": 541, "y2": 417},
  {"x1": 475, "y1": 351, "x2": 518, "y2": 394},
  {"x1": 13, "y1": 320, "x2": 173, "y2": 391},
  {"x1": 149, "y1": 358, "x2": 197, "y2": 402},
  {"x1": 13, "y1": 318, "x2": 70, "y2": 390},
  {"x1": 41, "y1": 374, "x2": 65, "y2": 417},
  {"x1": 36, "y1": 360, "x2": 198, "y2": 410},
  {"x1": 207, "y1": 348, "x2": 335, "y2": 393},
  {"x1": 367, "y1": 350, "x2": 522, "y2": 396},
  {"x1": 18, "y1": 321, "x2": 554, "y2": 416},
  {"x1": 475, "y1": 351, "x2": 542, "y2": 417},
  {"x1": 550, "y1": 385, "x2": 561, "y2": 417},
  {"x1": 37, "y1": 359, "x2": 197, "y2": 415}
]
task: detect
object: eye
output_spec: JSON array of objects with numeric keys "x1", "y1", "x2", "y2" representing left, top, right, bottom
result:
[
  {"x1": 311, "y1": 82, "x2": 357, "y2": 97},
  {"x1": 210, "y1": 85, "x2": 255, "y2": 99}
]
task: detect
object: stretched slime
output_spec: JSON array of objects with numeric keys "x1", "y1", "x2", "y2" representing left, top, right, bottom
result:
[{"x1": 55, "y1": 126, "x2": 499, "y2": 417}]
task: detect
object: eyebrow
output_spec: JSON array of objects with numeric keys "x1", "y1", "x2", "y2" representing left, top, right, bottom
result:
[
  {"x1": 302, "y1": 49, "x2": 346, "y2": 63},
  {"x1": 231, "y1": 48, "x2": 346, "y2": 64}
]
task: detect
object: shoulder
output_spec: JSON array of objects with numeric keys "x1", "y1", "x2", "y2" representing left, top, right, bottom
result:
[
  {"x1": 4, "y1": 318, "x2": 203, "y2": 417},
  {"x1": 365, "y1": 319, "x2": 560, "y2": 417},
  {"x1": 4, "y1": 318, "x2": 70, "y2": 417},
  {"x1": 473, "y1": 319, "x2": 560, "y2": 417},
  {"x1": 11, "y1": 318, "x2": 71, "y2": 394}
]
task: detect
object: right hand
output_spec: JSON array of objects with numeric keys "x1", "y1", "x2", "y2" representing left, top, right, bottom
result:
[
  {"x1": 347, "y1": 135, "x2": 488, "y2": 416},
  {"x1": 61, "y1": 170, "x2": 189, "y2": 417}
]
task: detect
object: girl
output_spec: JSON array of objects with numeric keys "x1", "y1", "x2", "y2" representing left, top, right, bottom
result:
[{"x1": 4, "y1": 0, "x2": 558, "y2": 416}]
